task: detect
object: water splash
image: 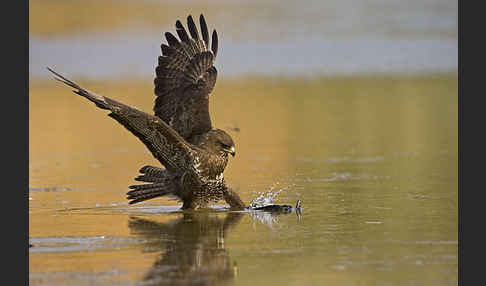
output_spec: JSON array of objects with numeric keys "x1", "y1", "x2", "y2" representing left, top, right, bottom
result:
[
  {"x1": 250, "y1": 211, "x2": 281, "y2": 229},
  {"x1": 247, "y1": 182, "x2": 301, "y2": 229},
  {"x1": 249, "y1": 182, "x2": 294, "y2": 209}
]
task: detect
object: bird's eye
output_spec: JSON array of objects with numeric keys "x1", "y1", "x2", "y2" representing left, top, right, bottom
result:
[{"x1": 221, "y1": 143, "x2": 229, "y2": 149}]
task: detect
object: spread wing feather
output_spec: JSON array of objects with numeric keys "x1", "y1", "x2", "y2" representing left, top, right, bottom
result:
[
  {"x1": 200, "y1": 15, "x2": 210, "y2": 47},
  {"x1": 47, "y1": 68, "x2": 196, "y2": 173},
  {"x1": 154, "y1": 14, "x2": 219, "y2": 142}
]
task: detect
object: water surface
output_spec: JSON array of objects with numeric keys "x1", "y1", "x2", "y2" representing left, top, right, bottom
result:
[{"x1": 29, "y1": 75, "x2": 457, "y2": 285}]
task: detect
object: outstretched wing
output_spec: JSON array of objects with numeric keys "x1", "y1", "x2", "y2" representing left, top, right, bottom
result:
[
  {"x1": 48, "y1": 68, "x2": 196, "y2": 174},
  {"x1": 154, "y1": 14, "x2": 218, "y2": 141}
]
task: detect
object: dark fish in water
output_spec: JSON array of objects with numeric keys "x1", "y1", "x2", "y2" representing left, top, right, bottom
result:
[{"x1": 250, "y1": 200, "x2": 301, "y2": 214}]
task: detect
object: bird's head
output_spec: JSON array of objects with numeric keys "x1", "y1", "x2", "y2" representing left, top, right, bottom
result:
[{"x1": 204, "y1": 129, "x2": 236, "y2": 157}]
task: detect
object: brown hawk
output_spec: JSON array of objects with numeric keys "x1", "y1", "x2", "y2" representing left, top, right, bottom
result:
[{"x1": 48, "y1": 14, "x2": 245, "y2": 210}]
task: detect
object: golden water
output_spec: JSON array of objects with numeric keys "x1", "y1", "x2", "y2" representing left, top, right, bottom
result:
[{"x1": 29, "y1": 75, "x2": 457, "y2": 285}]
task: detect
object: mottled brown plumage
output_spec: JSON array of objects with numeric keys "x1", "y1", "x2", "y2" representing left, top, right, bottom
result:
[
  {"x1": 154, "y1": 15, "x2": 218, "y2": 142},
  {"x1": 47, "y1": 14, "x2": 245, "y2": 210}
]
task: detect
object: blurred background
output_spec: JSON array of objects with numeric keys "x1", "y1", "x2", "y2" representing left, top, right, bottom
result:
[
  {"x1": 30, "y1": 0, "x2": 457, "y2": 78},
  {"x1": 29, "y1": 1, "x2": 457, "y2": 285}
]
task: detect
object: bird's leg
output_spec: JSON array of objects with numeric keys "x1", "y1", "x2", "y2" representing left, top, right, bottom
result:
[{"x1": 223, "y1": 188, "x2": 246, "y2": 210}]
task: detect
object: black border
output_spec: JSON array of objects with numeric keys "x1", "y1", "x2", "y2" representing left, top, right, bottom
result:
[{"x1": 7, "y1": 0, "x2": 28, "y2": 284}]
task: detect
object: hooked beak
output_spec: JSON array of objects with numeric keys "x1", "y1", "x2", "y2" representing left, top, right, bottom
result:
[{"x1": 225, "y1": 146, "x2": 236, "y2": 157}]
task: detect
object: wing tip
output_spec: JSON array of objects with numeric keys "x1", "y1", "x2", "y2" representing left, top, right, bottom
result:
[
  {"x1": 187, "y1": 14, "x2": 199, "y2": 40},
  {"x1": 199, "y1": 14, "x2": 209, "y2": 47},
  {"x1": 46, "y1": 67, "x2": 80, "y2": 90},
  {"x1": 211, "y1": 29, "x2": 218, "y2": 57}
]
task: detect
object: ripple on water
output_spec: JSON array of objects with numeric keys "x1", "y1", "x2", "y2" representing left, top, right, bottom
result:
[{"x1": 29, "y1": 236, "x2": 141, "y2": 253}]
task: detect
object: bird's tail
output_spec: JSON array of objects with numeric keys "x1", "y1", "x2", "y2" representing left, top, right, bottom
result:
[{"x1": 127, "y1": 165, "x2": 180, "y2": 204}]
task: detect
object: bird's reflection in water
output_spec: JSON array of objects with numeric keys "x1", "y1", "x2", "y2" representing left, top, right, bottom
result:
[{"x1": 129, "y1": 212, "x2": 244, "y2": 286}]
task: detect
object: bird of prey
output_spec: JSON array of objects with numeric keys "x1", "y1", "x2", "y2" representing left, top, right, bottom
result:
[{"x1": 48, "y1": 14, "x2": 246, "y2": 210}]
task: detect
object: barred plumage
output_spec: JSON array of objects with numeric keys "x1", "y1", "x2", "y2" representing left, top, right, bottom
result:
[
  {"x1": 154, "y1": 14, "x2": 218, "y2": 142},
  {"x1": 48, "y1": 14, "x2": 245, "y2": 210}
]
